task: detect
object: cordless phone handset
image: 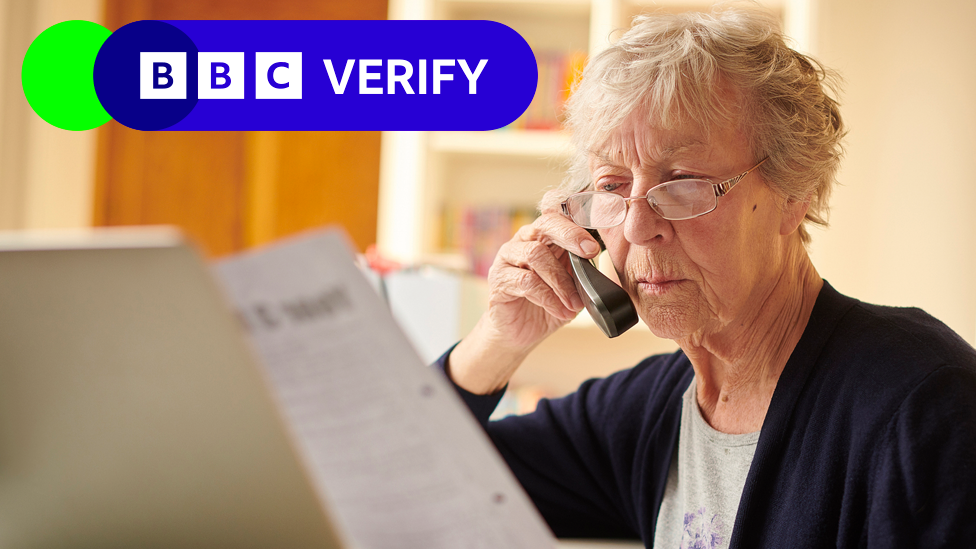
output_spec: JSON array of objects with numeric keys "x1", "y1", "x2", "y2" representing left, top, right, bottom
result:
[{"x1": 568, "y1": 247, "x2": 639, "y2": 338}]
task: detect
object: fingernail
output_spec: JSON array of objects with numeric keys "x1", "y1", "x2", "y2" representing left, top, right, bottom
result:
[
  {"x1": 580, "y1": 239, "x2": 600, "y2": 256},
  {"x1": 571, "y1": 293, "x2": 584, "y2": 311}
]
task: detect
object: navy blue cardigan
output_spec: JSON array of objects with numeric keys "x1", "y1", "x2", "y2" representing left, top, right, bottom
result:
[{"x1": 435, "y1": 282, "x2": 976, "y2": 548}]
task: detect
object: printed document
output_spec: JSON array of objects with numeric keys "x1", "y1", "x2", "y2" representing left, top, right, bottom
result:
[{"x1": 214, "y1": 229, "x2": 557, "y2": 549}]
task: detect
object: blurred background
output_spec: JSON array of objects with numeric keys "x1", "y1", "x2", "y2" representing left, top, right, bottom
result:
[{"x1": 2, "y1": 0, "x2": 974, "y2": 413}]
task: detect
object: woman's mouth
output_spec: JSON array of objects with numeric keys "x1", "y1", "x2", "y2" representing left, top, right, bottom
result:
[{"x1": 636, "y1": 278, "x2": 683, "y2": 296}]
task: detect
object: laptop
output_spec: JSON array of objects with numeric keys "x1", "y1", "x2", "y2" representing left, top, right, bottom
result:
[{"x1": 0, "y1": 228, "x2": 346, "y2": 548}]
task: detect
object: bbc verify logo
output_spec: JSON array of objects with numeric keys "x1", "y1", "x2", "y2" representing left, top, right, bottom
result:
[
  {"x1": 86, "y1": 20, "x2": 535, "y2": 131},
  {"x1": 140, "y1": 52, "x2": 487, "y2": 100}
]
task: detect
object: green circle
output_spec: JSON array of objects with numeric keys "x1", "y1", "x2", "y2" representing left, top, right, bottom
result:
[{"x1": 22, "y1": 20, "x2": 112, "y2": 131}]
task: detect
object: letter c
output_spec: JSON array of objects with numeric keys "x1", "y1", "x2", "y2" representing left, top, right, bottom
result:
[{"x1": 268, "y1": 62, "x2": 290, "y2": 89}]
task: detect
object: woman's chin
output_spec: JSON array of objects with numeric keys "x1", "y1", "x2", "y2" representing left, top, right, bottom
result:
[{"x1": 637, "y1": 306, "x2": 699, "y2": 341}]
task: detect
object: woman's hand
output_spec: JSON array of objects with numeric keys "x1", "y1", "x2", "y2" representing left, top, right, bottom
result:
[{"x1": 447, "y1": 201, "x2": 602, "y2": 394}]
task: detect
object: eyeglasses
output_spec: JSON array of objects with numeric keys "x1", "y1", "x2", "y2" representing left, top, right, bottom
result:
[{"x1": 561, "y1": 157, "x2": 769, "y2": 228}]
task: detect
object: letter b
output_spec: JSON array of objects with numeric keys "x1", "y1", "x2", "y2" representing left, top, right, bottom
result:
[
  {"x1": 140, "y1": 52, "x2": 186, "y2": 99},
  {"x1": 211, "y1": 63, "x2": 230, "y2": 89},
  {"x1": 198, "y1": 52, "x2": 244, "y2": 99},
  {"x1": 153, "y1": 62, "x2": 173, "y2": 89}
]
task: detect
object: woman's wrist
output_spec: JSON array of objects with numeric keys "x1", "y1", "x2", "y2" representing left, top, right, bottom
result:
[{"x1": 446, "y1": 316, "x2": 533, "y2": 395}]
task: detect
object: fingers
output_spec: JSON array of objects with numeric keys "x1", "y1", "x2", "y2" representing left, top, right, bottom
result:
[
  {"x1": 490, "y1": 239, "x2": 582, "y2": 319},
  {"x1": 514, "y1": 212, "x2": 601, "y2": 259},
  {"x1": 484, "y1": 211, "x2": 601, "y2": 323},
  {"x1": 489, "y1": 266, "x2": 578, "y2": 321}
]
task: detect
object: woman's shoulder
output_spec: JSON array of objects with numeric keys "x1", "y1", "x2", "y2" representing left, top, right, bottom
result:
[
  {"x1": 835, "y1": 297, "x2": 976, "y2": 376},
  {"x1": 810, "y1": 281, "x2": 976, "y2": 376},
  {"x1": 795, "y1": 283, "x2": 976, "y2": 426}
]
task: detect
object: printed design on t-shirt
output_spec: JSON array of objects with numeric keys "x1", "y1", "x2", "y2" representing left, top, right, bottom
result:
[{"x1": 680, "y1": 507, "x2": 725, "y2": 549}]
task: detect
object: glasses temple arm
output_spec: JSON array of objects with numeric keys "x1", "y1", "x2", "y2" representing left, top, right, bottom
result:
[{"x1": 713, "y1": 157, "x2": 769, "y2": 197}]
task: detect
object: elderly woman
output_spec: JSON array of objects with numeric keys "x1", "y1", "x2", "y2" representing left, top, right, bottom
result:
[{"x1": 435, "y1": 6, "x2": 976, "y2": 549}]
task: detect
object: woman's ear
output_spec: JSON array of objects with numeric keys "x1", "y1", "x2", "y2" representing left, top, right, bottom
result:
[{"x1": 781, "y1": 197, "x2": 811, "y2": 236}]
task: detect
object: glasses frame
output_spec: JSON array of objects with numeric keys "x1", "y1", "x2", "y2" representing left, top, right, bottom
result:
[{"x1": 561, "y1": 157, "x2": 769, "y2": 228}]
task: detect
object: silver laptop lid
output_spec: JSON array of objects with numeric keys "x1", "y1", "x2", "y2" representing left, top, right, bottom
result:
[{"x1": 0, "y1": 228, "x2": 345, "y2": 549}]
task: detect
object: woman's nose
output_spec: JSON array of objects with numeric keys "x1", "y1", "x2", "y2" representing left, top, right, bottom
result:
[{"x1": 622, "y1": 193, "x2": 673, "y2": 245}]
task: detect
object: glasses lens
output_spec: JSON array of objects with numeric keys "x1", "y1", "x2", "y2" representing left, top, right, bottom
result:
[
  {"x1": 648, "y1": 179, "x2": 717, "y2": 220},
  {"x1": 566, "y1": 192, "x2": 625, "y2": 228}
]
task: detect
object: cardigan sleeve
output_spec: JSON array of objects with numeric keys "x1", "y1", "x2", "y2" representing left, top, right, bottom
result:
[
  {"x1": 431, "y1": 344, "x2": 505, "y2": 426},
  {"x1": 866, "y1": 364, "x2": 976, "y2": 548}
]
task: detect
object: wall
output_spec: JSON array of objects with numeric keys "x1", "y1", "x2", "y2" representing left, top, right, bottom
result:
[
  {"x1": 811, "y1": 0, "x2": 976, "y2": 342},
  {"x1": 0, "y1": 0, "x2": 102, "y2": 231}
]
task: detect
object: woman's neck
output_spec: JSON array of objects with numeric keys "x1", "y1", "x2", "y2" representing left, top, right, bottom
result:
[{"x1": 678, "y1": 247, "x2": 823, "y2": 434}]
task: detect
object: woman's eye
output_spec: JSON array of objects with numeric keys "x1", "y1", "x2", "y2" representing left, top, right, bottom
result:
[
  {"x1": 597, "y1": 181, "x2": 627, "y2": 193},
  {"x1": 670, "y1": 174, "x2": 702, "y2": 181}
]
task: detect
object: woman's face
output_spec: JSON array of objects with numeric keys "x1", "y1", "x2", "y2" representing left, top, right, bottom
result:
[{"x1": 594, "y1": 115, "x2": 796, "y2": 342}]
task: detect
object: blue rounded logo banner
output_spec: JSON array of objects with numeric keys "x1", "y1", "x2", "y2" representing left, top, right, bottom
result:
[{"x1": 92, "y1": 20, "x2": 538, "y2": 131}]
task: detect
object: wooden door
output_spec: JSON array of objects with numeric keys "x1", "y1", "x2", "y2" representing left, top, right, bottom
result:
[{"x1": 95, "y1": 0, "x2": 387, "y2": 257}]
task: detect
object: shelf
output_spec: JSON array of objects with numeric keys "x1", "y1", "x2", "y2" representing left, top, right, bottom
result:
[{"x1": 429, "y1": 130, "x2": 573, "y2": 159}]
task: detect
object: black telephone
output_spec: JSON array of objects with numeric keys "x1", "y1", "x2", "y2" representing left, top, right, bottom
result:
[{"x1": 567, "y1": 230, "x2": 638, "y2": 338}]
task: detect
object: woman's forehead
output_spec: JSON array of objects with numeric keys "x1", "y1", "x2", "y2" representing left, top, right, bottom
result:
[
  {"x1": 590, "y1": 124, "x2": 721, "y2": 168},
  {"x1": 589, "y1": 107, "x2": 749, "y2": 166},
  {"x1": 584, "y1": 82, "x2": 750, "y2": 166}
]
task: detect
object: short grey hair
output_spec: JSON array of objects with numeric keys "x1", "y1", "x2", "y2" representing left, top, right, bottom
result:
[{"x1": 553, "y1": 5, "x2": 845, "y2": 243}]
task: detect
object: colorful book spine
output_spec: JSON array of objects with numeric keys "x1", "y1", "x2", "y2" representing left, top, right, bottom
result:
[{"x1": 441, "y1": 204, "x2": 539, "y2": 277}]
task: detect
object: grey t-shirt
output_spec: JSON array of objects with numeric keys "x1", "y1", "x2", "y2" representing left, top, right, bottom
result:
[{"x1": 652, "y1": 377, "x2": 760, "y2": 549}]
